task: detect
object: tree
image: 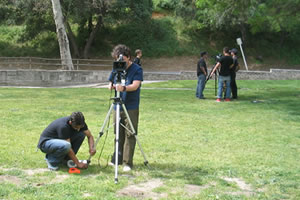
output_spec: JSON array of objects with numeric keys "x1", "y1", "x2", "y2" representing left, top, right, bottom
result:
[{"x1": 51, "y1": 0, "x2": 74, "y2": 70}]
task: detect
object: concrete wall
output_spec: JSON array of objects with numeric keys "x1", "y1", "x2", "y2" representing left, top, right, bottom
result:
[
  {"x1": 0, "y1": 69, "x2": 299, "y2": 87},
  {"x1": 143, "y1": 69, "x2": 300, "y2": 81},
  {"x1": 0, "y1": 70, "x2": 110, "y2": 87}
]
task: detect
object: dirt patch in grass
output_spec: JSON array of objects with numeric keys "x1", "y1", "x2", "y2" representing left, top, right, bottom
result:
[
  {"x1": 0, "y1": 167, "x2": 70, "y2": 187},
  {"x1": 0, "y1": 175, "x2": 22, "y2": 185},
  {"x1": 184, "y1": 182, "x2": 217, "y2": 197},
  {"x1": 23, "y1": 168, "x2": 50, "y2": 176},
  {"x1": 222, "y1": 177, "x2": 256, "y2": 196},
  {"x1": 117, "y1": 178, "x2": 167, "y2": 200}
]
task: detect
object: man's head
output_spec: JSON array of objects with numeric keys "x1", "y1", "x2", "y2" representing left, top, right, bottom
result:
[
  {"x1": 70, "y1": 111, "x2": 85, "y2": 131},
  {"x1": 135, "y1": 49, "x2": 142, "y2": 58},
  {"x1": 111, "y1": 44, "x2": 131, "y2": 62},
  {"x1": 200, "y1": 51, "x2": 207, "y2": 58},
  {"x1": 223, "y1": 47, "x2": 230, "y2": 55},
  {"x1": 230, "y1": 48, "x2": 238, "y2": 56}
]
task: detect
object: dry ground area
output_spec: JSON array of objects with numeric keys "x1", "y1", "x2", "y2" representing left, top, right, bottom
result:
[
  {"x1": 142, "y1": 56, "x2": 300, "y2": 72},
  {"x1": 0, "y1": 166, "x2": 261, "y2": 199},
  {"x1": 1, "y1": 56, "x2": 299, "y2": 72}
]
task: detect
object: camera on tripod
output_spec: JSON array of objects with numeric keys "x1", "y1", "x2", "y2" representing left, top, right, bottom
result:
[
  {"x1": 215, "y1": 53, "x2": 222, "y2": 62},
  {"x1": 113, "y1": 54, "x2": 127, "y2": 73}
]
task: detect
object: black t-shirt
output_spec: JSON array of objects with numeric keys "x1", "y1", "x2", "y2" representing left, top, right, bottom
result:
[
  {"x1": 230, "y1": 56, "x2": 238, "y2": 74},
  {"x1": 37, "y1": 116, "x2": 88, "y2": 149},
  {"x1": 219, "y1": 56, "x2": 233, "y2": 76},
  {"x1": 197, "y1": 58, "x2": 207, "y2": 76},
  {"x1": 133, "y1": 57, "x2": 141, "y2": 66}
]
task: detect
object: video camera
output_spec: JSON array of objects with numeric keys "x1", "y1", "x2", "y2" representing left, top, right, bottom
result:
[
  {"x1": 112, "y1": 54, "x2": 127, "y2": 83},
  {"x1": 214, "y1": 53, "x2": 222, "y2": 62},
  {"x1": 113, "y1": 54, "x2": 127, "y2": 73}
]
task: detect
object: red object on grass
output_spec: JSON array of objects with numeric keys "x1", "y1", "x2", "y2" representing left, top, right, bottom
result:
[{"x1": 69, "y1": 167, "x2": 81, "y2": 174}]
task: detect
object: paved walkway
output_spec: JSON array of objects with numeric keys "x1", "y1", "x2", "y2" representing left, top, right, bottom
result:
[{"x1": 0, "y1": 80, "x2": 170, "y2": 89}]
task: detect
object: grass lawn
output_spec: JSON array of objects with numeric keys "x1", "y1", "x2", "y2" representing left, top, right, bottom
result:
[{"x1": 0, "y1": 80, "x2": 299, "y2": 199}]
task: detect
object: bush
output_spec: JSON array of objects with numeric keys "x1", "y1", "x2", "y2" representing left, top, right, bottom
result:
[{"x1": 108, "y1": 18, "x2": 183, "y2": 57}]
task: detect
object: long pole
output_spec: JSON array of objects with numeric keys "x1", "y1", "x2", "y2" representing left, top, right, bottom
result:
[
  {"x1": 114, "y1": 91, "x2": 120, "y2": 184},
  {"x1": 236, "y1": 38, "x2": 248, "y2": 71}
]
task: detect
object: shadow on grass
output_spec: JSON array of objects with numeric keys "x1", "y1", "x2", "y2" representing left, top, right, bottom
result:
[
  {"x1": 135, "y1": 162, "x2": 210, "y2": 185},
  {"x1": 241, "y1": 89, "x2": 300, "y2": 119},
  {"x1": 57, "y1": 161, "x2": 211, "y2": 185}
]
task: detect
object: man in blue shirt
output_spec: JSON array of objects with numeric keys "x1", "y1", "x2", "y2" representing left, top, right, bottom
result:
[
  {"x1": 196, "y1": 51, "x2": 208, "y2": 99},
  {"x1": 108, "y1": 44, "x2": 143, "y2": 172}
]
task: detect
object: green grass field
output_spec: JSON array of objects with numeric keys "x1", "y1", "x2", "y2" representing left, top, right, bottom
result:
[{"x1": 0, "y1": 80, "x2": 299, "y2": 199}]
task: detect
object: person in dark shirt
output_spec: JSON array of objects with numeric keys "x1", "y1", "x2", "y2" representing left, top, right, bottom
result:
[
  {"x1": 196, "y1": 51, "x2": 208, "y2": 99},
  {"x1": 108, "y1": 44, "x2": 143, "y2": 172},
  {"x1": 37, "y1": 111, "x2": 96, "y2": 170},
  {"x1": 230, "y1": 48, "x2": 240, "y2": 99},
  {"x1": 210, "y1": 47, "x2": 233, "y2": 102},
  {"x1": 133, "y1": 49, "x2": 142, "y2": 66}
]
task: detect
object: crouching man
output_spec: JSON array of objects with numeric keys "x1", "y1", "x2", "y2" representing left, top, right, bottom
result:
[{"x1": 37, "y1": 111, "x2": 96, "y2": 170}]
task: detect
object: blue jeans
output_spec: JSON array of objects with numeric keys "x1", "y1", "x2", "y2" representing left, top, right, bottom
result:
[
  {"x1": 218, "y1": 75, "x2": 231, "y2": 99},
  {"x1": 41, "y1": 132, "x2": 85, "y2": 165},
  {"x1": 196, "y1": 74, "x2": 206, "y2": 98}
]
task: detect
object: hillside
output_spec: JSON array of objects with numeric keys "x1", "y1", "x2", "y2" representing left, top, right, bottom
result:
[{"x1": 141, "y1": 56, "x2": 300, "y2": 72}]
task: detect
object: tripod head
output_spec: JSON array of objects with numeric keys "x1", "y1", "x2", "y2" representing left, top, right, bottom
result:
[{"x1": 113, "y1": 54, "x2": 127, "y2": 84}]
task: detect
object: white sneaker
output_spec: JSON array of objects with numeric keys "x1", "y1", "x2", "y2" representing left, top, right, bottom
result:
[
  {"x1": 123, "y1": 165, "x2": 131, "y2": 172},
  {"x1": 45, "y1": 158, "x2": 59, "y2": 171},
  {"x1": 108, "y1": 162, "x2": 115, "y2": 167}
]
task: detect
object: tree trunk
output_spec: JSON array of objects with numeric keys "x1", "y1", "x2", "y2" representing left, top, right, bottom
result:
[
  {"x1": 65, "y1": 21, "x2": 81, "y2": 58},
  {"x1": 83, "y1": 15, "x2": 103, "y2": 59},
  {"x1": 51, "y1": 0, "x2": 74, "y2": 70}
]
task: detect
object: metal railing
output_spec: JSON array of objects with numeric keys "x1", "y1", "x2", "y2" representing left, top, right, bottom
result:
[{"x1": 0, "y1": 57, "x2": 113, "y2": 70}]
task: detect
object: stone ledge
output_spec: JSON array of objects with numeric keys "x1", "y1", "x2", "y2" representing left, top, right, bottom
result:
[{"x1": 0, "y1": 68, "x2": 299, "y2": 87}]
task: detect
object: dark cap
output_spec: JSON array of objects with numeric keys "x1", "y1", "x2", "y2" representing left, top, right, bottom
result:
[
  {"x1": 230, "y1": 48, "x2": 238, "y2": 54},
  {"x1": 200, "y1": 51, "x2": 207, "y2": 57}
]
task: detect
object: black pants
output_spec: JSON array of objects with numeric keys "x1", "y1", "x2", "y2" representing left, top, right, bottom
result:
[{"x1": 230, "y1": 73, "x2": 238, "y2": 99}]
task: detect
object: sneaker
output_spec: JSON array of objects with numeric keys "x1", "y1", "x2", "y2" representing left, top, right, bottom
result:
[
  {"x1": 108, "y1": 162, "x2": 115, "y2": 167},
  {"x1": 225, "y1": 98, "x2": 231, "y2": 102},
  {"x1": 216, "y1": 98, "x2": 221, "y2": 102},
  {"x1": 45, "y1": 158, "x2": 59, "y2": 171},
  {"x1": 123, "y1": 165, "x2": 131, "y2": 172}
]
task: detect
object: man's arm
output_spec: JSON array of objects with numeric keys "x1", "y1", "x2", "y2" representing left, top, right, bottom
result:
[
  {"x1": 200, "y1": 66, "x2": 207, "y2": 76},
  {"x1": 210, "y1": 62, "x2": 221, "y2": 78},
  {"x1": 83, "y1": 129, "x2": 96, "y2": 156},
  {"x1": 116, "y1": 80, "x2": 141, "y2": 92},
  {"x1": 66, "y1": 138, "x2": 87, "y2": 169}
]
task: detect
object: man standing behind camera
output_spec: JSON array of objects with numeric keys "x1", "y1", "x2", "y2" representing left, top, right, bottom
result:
[
  {"x1": 210, "y1": 47, "x2": 233, "y2": 102},
  {"x1": 108, "y1": 44, "x2": 143, "y2": 172},
  {"x1": 196, "y1": 51, "x2": 208, "y2": 99}
]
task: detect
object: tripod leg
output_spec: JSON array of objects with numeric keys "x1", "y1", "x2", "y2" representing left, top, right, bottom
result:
[
  {"x1": 215, "y1": 72, "x2": 217, "y2": 96},
  {"x1": 134, "y1": 135, "x2": 149, "y2": 167},
  {"x1": 121, "y1": 104, "x2": 149, "y2": 167},
  {"x1": 87, "y1": 103, "x2": 114, "y2": 164},
  {"x1": 114, "y1": 103, "x2": 121, "y2": 184}
]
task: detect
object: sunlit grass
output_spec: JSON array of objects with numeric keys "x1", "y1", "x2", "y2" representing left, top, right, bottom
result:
[{"x1": 0, "y1": 80, "x2": 299, "y2": 199}]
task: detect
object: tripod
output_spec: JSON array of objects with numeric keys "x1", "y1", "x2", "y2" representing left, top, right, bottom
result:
[
  {"x1": 87, "y1": 76, "x2": 149, "y2": 184},
  {"x1": 206, "y1": 66, "x2": 219, "y2": 96}
]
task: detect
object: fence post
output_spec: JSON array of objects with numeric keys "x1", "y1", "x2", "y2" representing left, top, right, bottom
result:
[{"x1": 29, "y1": 57, "x2": 32, "y2": 69}]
